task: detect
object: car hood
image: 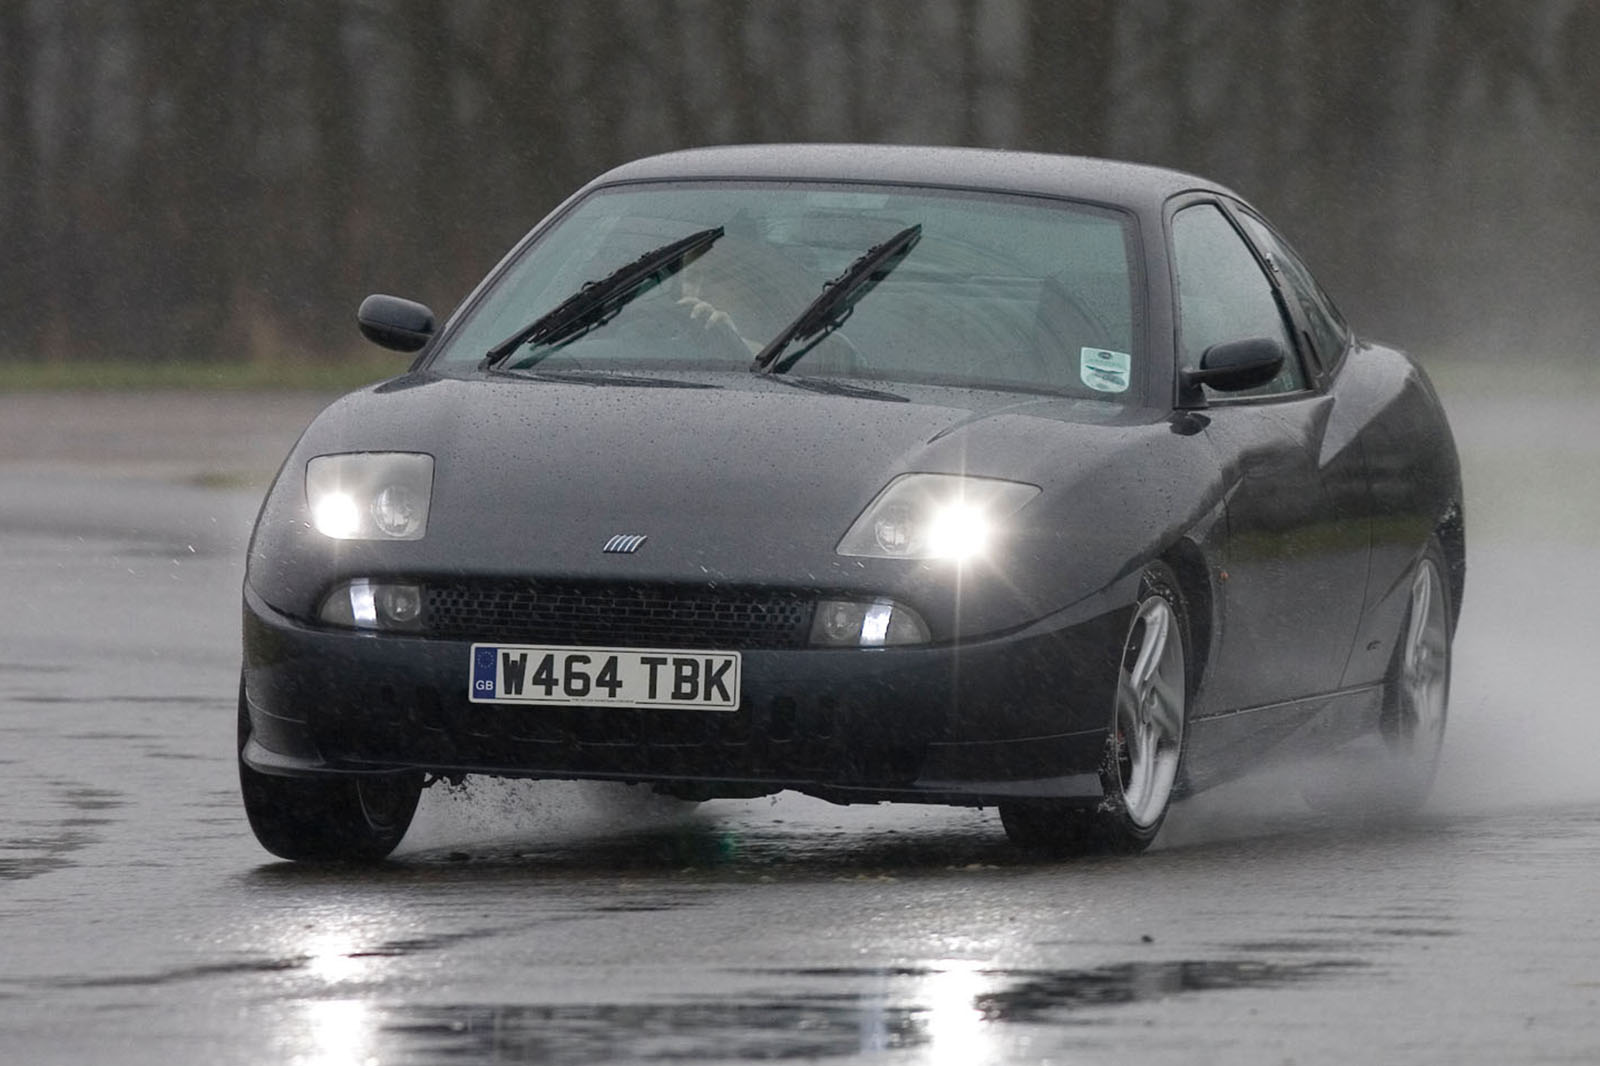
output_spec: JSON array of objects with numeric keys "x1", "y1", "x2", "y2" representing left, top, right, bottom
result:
[{"x1": 247, "y1": 370, "x2": 1223, "y2": 639}]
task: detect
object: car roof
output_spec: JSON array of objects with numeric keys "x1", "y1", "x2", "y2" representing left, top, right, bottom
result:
[{"x1": 588, "y1": 144, "x2": 1237, "y2": 215}]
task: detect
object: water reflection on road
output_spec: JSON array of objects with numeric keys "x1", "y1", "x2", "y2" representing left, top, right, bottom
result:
[{"x1": 350, "y1": 956, "x2": 1367, "y2": 1064}]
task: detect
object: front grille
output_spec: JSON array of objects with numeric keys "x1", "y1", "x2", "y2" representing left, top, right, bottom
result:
[
  {"x1": 423, "y1": 581, "x2": 815, "y2": 650},
  {"x1": 315, "y1": 687, "x2": 930, "y2": 786}
]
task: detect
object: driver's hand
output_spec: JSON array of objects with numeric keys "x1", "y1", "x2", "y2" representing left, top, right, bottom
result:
[
  {"x1": 678, "y1": 296, "x2": 737, "y2": 334},
  {"x1": 677, "y1": 296, "x2": 760, "y2": 353}
]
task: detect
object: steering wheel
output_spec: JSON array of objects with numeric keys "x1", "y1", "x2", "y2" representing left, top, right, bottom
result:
[{"x1": 610, "y1": 299, "x2": 754, "y2": 365}]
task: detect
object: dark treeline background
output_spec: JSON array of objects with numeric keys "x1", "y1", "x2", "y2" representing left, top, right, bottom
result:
[{"x1": 1, "y1": 0, "x2": 1595, "y2": 366}]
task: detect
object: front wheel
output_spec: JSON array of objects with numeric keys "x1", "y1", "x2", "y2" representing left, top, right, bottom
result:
[
  {"x1": 238, "y1": 690, "x2": 421, "y2": 862},
  {"x1": 1001, "y1": 563, "x2": 1190, "y2": 853}
]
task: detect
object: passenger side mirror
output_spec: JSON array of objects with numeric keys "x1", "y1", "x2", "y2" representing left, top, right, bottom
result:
[
  {"x1": 357, "y1": 294, "x2": 436, "y2": 352},
  {"x1": 1179, "y1": 337, "x2": 1286, "y2": 400}
]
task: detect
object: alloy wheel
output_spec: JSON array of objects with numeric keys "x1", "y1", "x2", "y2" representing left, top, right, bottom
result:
[{"x1": 1114, "y1": 595, "x2": 1186, "y2": 829}]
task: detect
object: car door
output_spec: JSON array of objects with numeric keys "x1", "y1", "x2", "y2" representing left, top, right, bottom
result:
[{"x1": 1169, "y1": 201, "x2": 1372, "y2": 727}]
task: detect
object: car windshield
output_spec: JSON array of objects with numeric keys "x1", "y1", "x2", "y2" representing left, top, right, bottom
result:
[{"x1": 433, "y1": 182, "x2": 1142, "y2": 399}]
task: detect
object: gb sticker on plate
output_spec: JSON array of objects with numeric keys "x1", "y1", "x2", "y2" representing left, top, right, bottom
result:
[{"x1": 1080, "y1": 348, "x2": 1131, "y2": 393}]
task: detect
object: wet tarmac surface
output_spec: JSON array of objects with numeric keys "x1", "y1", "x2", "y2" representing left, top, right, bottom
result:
[{"x1": 2, "y1": 377, "x2": 1599, "y2": 1064}]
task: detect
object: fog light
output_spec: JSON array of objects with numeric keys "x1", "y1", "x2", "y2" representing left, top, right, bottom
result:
[
  {"x1": 810, "y1": 598, "x2": 930, "y2": 647},
  {"x1": 817, "y1": 601, "x2": 867, "y2": 643},
  {"x1": 375, "y1": 584, "x2": 423, "y2": 626},
  {"x1": 349, "y1": 579, "x2": 377, "y2": 626},
  {"x1": 319, "y1": 580, "x2": 425, "y2": 631},
  {"x1": 860, "y1": 602, "x2": 894, "y2": 645}
]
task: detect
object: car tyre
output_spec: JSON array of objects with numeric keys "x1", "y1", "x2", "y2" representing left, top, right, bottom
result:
[
  {"x1": 1378, "y1": 538, "x2": 1453, "y2": 807},
  {"x1": 237, "y1": 687, "x2": 421, "y2": 863},
  {"x1": 1303, "y1": 537, "x2": 1452, "y2": 815},
  {"x1": 1001, "y1": 562, "x2": 1190, "y2": 854}
]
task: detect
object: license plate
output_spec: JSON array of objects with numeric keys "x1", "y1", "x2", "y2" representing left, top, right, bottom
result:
[{"x1": 469, "y1": 643, "x2": 741, "y2": 710}]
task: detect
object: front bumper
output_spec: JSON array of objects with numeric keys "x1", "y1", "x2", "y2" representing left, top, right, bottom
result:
[{"x1": 240, "y1": 580, "x2": 1132, "y2": 805}]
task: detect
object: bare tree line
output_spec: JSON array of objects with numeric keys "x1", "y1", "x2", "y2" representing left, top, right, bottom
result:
[{"x1": 0, "y1": 0, "x2": 1592, "y2": 366}]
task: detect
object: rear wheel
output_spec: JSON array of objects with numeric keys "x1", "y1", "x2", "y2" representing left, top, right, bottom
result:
[
  {"x1": 1301, "y1": 537, "x2": 1452, "y2": 814},
  {"x1": 237, "y1": 687, "x2": 421, "y2": 863},
  {"x1": 1374, "y1": 539, "x2": 1452, "y2": 808},
  {"x1": 1001, "y1": 563, "x2": 1190, "y2": 853}
]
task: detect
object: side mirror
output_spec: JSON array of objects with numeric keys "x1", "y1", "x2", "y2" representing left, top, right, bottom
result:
[
  {"x1": 357, "y1": 294, "x2": 436, "y2": 352},
  {"x1": 1180, "y1": 337, "x2": 1286, "y2": 399}
]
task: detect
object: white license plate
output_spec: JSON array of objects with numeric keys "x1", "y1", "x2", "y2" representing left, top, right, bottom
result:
[{"x1": 469, "y1": 643, "x2": 741, "y2": 710}]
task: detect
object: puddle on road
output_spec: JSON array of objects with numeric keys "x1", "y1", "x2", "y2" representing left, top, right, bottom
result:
[
  {"x1": 51, "y1": 957, "x2": 308, "y2": 990},
  {"x1": 0, "y1": 782, "x2": 124, "y2": 881},
  {"x1": 362, "y1": 957, "x2": 1368, "y2": 1063},
  {"x1": 969, "y1": 959, "x2": 1367, "y2": 1022},
  {"x1": 0, "y1": 828, "x2": 96, "y2": 882},
  {"x1": 382, "y1": 999, "x2": 928, "y2": 1062}
]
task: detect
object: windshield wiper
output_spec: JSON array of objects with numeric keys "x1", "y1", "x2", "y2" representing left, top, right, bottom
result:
[
  {"x1": 485, "y1": 226, "x2": 724, "y2": 368},
  {"x1": 750, "y1": 224, "x2": 921, "y2": 375}
]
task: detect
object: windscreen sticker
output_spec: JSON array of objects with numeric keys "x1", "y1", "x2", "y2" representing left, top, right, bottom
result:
[{"x1": 1080, "y1": 348, "x2": 1132, "y2": 393}]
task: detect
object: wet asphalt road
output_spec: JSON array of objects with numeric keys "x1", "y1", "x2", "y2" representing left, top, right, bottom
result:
[{"x1": 1, "y1": 376, "x2": 1598, "y2": 1064}]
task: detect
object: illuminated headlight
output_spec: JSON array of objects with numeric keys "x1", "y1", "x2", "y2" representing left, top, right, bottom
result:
[
  {"x1": 837, "y1": 474, "x2": 1039, "y2": 561},
  {"x1": 306, "y1": 453, "x2": 434, "y2": 540},
  {"x1": 810, "y1": 599, "x2": 930, "y2": 646},
  {"x1": 318, "y1": 579, "x2": 425, "y2": 631}
]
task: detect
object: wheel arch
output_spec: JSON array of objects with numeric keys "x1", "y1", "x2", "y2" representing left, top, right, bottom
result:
[
  {"x1": 1159, "y1": 537, "x2": 1213, "y2": 697},
  {"x1": 1435, "y1": 501, "x2": 1465, "y2": 633}
]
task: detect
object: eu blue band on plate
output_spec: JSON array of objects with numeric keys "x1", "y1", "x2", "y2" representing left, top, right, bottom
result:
[{"x1": 473, "y1": 646, "x2": 498, "y2": 691}]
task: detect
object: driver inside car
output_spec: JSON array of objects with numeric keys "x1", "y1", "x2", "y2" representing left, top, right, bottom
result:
[{"x1": 669, "y1": 236, "x2": 806, "y2": 357}]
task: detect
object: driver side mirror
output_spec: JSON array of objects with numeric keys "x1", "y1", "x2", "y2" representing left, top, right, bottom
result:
[
  {"x1": 357, "y1": 294, "x2": 436, "y2": 352},
  {"x1": 1179, "y1": 337, "x2": 1286, "y2": 403}
]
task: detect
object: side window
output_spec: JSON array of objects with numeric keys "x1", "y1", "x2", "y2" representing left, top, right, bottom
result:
[
  {"x1": 1170, "y1": 203, "x2": 1305, "y2": 397},
  {"x1": 1237, "y1": 212, "x2": 1348, "y2": 371}
]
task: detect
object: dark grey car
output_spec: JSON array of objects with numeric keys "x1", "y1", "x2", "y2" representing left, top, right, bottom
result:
[{"x1": 239, "y1": 146, "x2": 1462, "y2": 862}]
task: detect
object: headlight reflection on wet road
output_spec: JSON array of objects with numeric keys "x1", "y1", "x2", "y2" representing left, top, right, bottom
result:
[
  {"x1": 299, "y1": 930, "x2": 375, "y2": 985},
  {"x1": 276, "y1": 919, "x2": 411, "y2": 1065},
  {"x1": 299, "y1": 999, "x2": 378, "y2": 1066},
  {"x1": 914, "y1": 960, "x2": 995, "y2": 1064}
]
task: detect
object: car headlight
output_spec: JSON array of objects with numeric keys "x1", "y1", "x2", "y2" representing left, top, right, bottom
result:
[
  {"x1": 837, "y1": 473, "x2": 1040, "y2": 561},
  {"x1": 306, "y1": 453, "x2": 434, "y2": 541}
]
